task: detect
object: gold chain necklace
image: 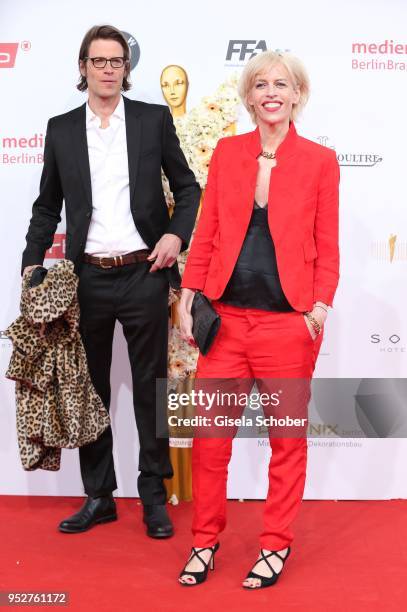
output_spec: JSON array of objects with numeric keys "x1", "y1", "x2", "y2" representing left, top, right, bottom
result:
[{"x1": 260, "y1": 150, "x2": 276, "y2": 160}]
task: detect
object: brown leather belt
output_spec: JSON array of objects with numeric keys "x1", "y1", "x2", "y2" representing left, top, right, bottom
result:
[{"x1": 83, "y1": 249, "x2": 152, "y2": 268}]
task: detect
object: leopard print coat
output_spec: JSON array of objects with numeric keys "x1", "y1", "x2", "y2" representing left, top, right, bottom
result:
[{"x1": 5, "y1": 260, "x2": 110, "y2": 471}]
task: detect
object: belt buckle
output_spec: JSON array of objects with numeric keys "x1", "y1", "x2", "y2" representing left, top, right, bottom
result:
[{"x1": 99, "y1": 257, "x2": 113, "y2": 269}]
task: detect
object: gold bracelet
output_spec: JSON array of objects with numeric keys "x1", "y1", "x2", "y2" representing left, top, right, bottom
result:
[
  {"x1": 314, "y1": 304, "x2": 328, "y2": 313},
  {"x1": 304, "y1": 311, "x2": 321, "y2": 335}
]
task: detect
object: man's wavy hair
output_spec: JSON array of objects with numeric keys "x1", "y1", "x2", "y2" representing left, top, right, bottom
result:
[{"x1": 77, "y1": 25, "x2": 131, "y2": 92}]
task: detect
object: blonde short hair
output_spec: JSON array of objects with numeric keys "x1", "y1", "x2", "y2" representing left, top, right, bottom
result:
[{"x1": 238, "y1": 51, "x2": 310, "y2": 123}]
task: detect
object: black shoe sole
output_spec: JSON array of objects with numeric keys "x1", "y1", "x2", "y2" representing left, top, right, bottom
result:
[
  {"x1": 146, "y1": 528, "x2": 174, "y2": 539},
  {"x1": 58, "y1": 514, "x2": 118, "y2": 534}
]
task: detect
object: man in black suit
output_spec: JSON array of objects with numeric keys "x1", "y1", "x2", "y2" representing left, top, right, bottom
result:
[{"x1": 22, "y1": 25, "x2": 200, "y2": 538}]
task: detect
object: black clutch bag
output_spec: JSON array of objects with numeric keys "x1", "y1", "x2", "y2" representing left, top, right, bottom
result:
[{"x1": 191, "y1": 292, "x2": 221, "y2": 355}]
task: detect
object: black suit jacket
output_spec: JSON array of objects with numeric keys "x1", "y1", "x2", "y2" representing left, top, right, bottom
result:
[{"x1": 22, "y1": 96, "x2": 201, "y2": 288}]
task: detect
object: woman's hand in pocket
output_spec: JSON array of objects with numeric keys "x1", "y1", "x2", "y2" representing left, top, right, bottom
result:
[
  {"x1": 303, "y1": 306, "x2": 327, "y2": 340},
  {"x1": 303, "y1": 314, "x2": 318, "y2": 340}
]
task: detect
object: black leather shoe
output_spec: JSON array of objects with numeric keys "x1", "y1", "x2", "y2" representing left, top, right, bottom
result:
[
  {"x1": 58, "y1": 495, "x2": 117, "y2": 534},
  {"x1": 143, "y1": 504, "x2": 174, "y2": 539}
]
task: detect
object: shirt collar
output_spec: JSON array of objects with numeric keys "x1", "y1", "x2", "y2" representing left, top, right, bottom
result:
[{"x1": 86, "y1": 95, "x2": 125, "y2": 127}]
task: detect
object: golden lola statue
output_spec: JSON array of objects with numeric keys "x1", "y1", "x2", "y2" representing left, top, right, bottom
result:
[
  {"x1": 161, "y1": 64, "x2": 193, "y2": 502},
  {"x1": 160, "y1": 65, "x2": 189, "y2": 117}
]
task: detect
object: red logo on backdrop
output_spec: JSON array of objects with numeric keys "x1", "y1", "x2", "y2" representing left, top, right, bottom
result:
[
  {"x1": 0, "y1": 43, "x2": 19, "y2": 68},
  {"x1": 45, "y1": 234, "x2": 66, "y2": 259}
]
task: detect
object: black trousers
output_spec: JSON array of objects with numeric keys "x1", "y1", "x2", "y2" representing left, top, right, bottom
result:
[{"x1": 77, "y1": 260, "x2": 173, "y2": 505}]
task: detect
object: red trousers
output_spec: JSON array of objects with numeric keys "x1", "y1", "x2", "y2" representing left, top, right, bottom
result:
[{"x1": 192, "y1": 301, "x2": 324, "y2": 550}]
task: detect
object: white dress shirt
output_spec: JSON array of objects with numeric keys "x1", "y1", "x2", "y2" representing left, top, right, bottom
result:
[{"x1": 84, "y1": 96, "x2": 149, "y2": 256}]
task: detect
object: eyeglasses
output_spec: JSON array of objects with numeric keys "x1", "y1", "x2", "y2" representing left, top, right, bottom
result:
[{"x1": 84, "y1": 56, "x2": 126, "y2": 69}]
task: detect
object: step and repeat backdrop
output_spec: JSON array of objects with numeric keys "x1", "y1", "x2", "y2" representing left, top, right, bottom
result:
[{"x1": 1, "y1": 0, "x2": 406, "y2": 499}]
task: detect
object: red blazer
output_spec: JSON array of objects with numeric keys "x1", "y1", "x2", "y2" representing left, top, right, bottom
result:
[{"x1": 181, "y1": 122, "x2": 340, "y2": 312}]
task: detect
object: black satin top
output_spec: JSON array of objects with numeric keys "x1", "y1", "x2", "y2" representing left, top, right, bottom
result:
[{"x1": 219, "y1": 202, "x2": 294, "y2": 312}]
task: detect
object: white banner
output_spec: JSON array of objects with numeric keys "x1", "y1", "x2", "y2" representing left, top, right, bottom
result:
[{"x1": 1, "y1": 0, "x2": 406, "y2": 499}]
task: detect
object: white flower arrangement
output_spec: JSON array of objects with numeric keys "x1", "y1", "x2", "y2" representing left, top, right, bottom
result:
[
  {"x1": 167, "y1": 326, "x2": 198, "y2": 391},
  {"x1": 172, "y1": 73, "x2": 240, "y2": 189}
]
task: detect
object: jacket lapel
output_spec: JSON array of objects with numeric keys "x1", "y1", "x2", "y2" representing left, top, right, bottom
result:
[
  {"x1": 123, "y1": 96, "x2": 142, "y2": 205},
  {"x1": 243, "y1": 123, "x2": 299, "y2": 242},
  {"x1": 231, "y1": 130, "x2": 260, "y2": 239},
  {"x1": 71, "y1": 103, "x2": 92, "y2": 211}
]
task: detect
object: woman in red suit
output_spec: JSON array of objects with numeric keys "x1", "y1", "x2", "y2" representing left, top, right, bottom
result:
[{"x1": 178, "y1": 51, "x2": 339, "y2": 588}]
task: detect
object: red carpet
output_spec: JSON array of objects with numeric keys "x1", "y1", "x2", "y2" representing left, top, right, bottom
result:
[{"x1": 1, "y1": 497, "x2": 406, "y2": 611}]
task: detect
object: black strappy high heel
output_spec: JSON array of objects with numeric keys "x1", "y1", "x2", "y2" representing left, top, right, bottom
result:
[
  {"x1": 179, "y1": 542, "x2": 220, "y2": 586},
  {"x1": 243, "y1": 547, "x2": 291, "y2": 589}
]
